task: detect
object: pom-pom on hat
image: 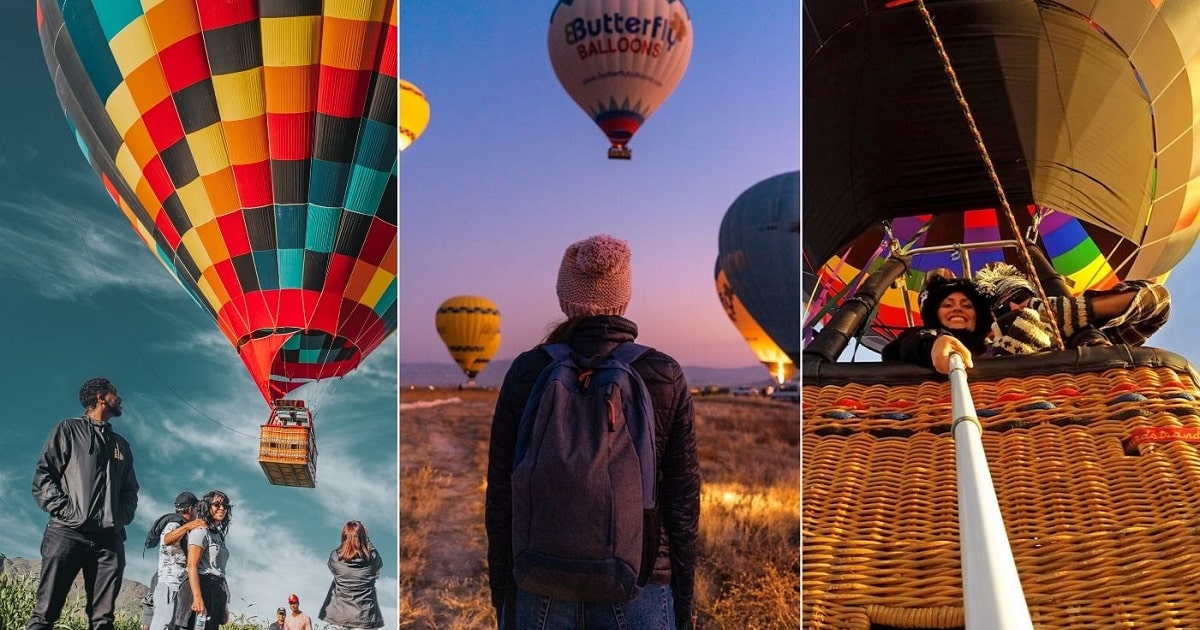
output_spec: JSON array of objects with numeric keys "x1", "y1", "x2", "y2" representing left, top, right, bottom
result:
[
  {"x1": 556, "y1": 234, "x2": 632, "y2": 318},
  {"x1": 919, "y1": 275, "x2": 994, "y2": 333}
]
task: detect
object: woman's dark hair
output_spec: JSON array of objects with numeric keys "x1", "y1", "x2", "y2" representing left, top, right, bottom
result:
[
  {"x1": 542, "y1": 317, "x2": 587, "y2": 344},
  {"x1": 195, "y1": 490, "x2": 232, "y2": 536},
  {"x1": 78, "y1": 378, "x2": 115, "y2": 410},
  {"x1": 337, "y1": 520, "x2": 371, "y2": 561},
  {"x1": 918, "y1": 276, "x2": 994, "y2": 334}
]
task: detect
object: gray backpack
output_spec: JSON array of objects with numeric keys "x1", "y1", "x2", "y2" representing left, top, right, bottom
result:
[{"x1": 511, "y1": 341, "x2": 660, "y2": 602}]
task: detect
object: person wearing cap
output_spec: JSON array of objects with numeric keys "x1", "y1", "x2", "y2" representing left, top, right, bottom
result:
[
  {"x1": 173, "y1": 490, "x2": 233, "y2": 630},
  {"x1": 882, "y1": 273, "x2": 995, "y2": 374},
  {"x1": 28, "y1": 377, "x2": 139, "y2": 630},
  {"x1": 973, "y1": 261, "x2": 1170, "y2": 353},
  {"x1": 485, "y1": 234, "x2": 700, "y2": 629},
  {"x1": 146, "y1": 491, "x2": 204, "y2": 630},
  {"x1": 268, "y1": 607, "x2": 287, "y2": 630},
  {"x1": 284, "y1": 594, "x2": 313, "y2": 630}
]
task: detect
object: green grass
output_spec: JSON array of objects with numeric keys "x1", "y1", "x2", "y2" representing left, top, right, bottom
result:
[{"x1": 0, "y1": 573, "x2": 273, "y2": 630}]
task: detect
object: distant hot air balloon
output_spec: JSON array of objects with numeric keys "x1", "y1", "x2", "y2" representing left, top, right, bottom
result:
[
  {"x1": 37, "y1": 0, "x2": 399, "y2": 487},
  {"x1": 715, "y1": 259, "x2": 795, "y2": 384},
  {"x1": 436, "y1": 296, "x2": 502, "y2": 380},
  {"x1": 399, "y1": 79, "x2": 430, "y2": 151},
  {"x1": 718, "y1": 172, "x2": 802, "y2": 364},
  {"x1": 547, "y1": 0, "x2": 693, "y2": 159}
]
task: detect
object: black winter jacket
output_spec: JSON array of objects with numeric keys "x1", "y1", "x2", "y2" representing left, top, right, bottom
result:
[
  {"x1": 485, "y1": 316, "x2": 700, "y2": 627},
  {"x1": 32, "y1": 416, "x2": 139, "y2": 535},
  {"x1": 881, "y1": 325, "x2": 989, "y2": 368}
]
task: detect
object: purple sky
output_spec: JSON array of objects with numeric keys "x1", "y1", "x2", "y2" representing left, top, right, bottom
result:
[{"x1": 398, "y1": 2, "x2": 800, "y2": 371}]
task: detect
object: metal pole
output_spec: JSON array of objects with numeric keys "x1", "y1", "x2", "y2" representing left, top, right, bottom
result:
[{"x1": 948, "y1": 352, "x2": 1034, "y2": 630}]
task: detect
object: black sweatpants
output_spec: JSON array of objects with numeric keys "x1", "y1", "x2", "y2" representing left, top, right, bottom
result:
[{"x1": 27, "y1": 523, "x2": 126, "y2": 630}]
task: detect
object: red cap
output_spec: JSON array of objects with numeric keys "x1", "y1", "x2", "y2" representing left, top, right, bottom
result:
[{"x1": 288, "y1": 594, "x2": 299, "y2": 604}]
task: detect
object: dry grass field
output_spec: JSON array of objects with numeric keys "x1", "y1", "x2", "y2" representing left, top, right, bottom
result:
[{"x1": 398, "y1": 388, "x2": 800, "y2": 629}]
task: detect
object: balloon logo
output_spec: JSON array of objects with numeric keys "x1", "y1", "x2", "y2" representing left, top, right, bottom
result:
[
  {"x1": 37, "y1": 0, "x2": 399, "y2": 404},
  {"x1": 715, "y1": 259, "x2": 795, "y2": 384},
  {"x1": 547, "y1": 0, "x2": 694, "y2": 159},
  {"x1": 436, "y1": 296, "x2": 502, "y2": 380},
  {"x1": 718, "y1": 172, "x2": 802, "y2": 364},
  {"x1": 399, "y1": 79, "x2": 430, "y2": 151}
]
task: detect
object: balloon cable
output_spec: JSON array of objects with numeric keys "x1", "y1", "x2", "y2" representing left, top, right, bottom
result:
[
  {"x1": 70, "y1": 205, "x2": 257, "y2": 440},
  {"x1": 915, "y1": 0, "x2": 1065, "y2": 351}
]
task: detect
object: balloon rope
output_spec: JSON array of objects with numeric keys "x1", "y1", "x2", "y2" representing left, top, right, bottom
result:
[{"x1": 915, "y1": 0, "x2": 1064, "y2": 351}]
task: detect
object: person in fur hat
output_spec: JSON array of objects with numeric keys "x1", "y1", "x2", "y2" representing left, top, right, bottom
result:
[
  {"x1": 974, "y1": 261, "x2": 1171, "y2": 352},
  {"x1": 882, "y1": 271, "x2": 995, "y2": 373}
]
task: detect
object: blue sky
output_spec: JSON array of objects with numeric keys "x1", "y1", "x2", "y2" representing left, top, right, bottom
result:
[
  {"x1": 0, "y1": 3, "x2": 397, "y2": 626},
  {"x1": 398, "y1": 2, "x2": 801, "y2": 375}
]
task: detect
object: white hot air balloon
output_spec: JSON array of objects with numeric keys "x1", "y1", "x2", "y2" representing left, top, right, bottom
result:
[{"x1": 548, "y1": 0, "x2": 694, "y2": 159}]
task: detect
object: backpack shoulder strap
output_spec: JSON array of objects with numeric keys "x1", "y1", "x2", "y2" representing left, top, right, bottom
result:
[
  {"x1": 610, "y1": 342, "x2": 653, "y2": 365},
  {"x1": 540, "y1": 342, "x2": 572, "y2": 362}
]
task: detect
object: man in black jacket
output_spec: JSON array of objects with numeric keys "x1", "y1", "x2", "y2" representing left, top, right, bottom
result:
[{"x1": 28, "y1": 377, "x2": 139, "y2": 630}]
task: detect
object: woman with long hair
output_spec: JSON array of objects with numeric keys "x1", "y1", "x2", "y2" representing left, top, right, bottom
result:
[
  {"x1": 171, "y1": 490, "x2": 231, "y2": 630},
  {"x1": 318, "y1": 520, "x2": 384, "y2": 629}
]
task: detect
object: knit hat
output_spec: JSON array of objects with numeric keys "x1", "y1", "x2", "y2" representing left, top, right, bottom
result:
[
  {"x1": 974, "y1": 262, "x2": 1037, "y2": 315},
  {"x1": 918, "y1": 275, "x2": 993, "y2": 333},
  {"x1": 556, "y1": 234, "x2": 632, "y2": 318}
]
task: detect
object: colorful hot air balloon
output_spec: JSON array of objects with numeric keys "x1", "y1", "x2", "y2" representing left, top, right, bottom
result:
[
  {"x1": 435, "y1": 296, "x2": 501, "y2": 380},
  {"x1": 715, "y1": 259, "x2": 795, "y2": 384},
  {"x1": 37, "y1": 0, "x2": 399, "y2": 404},
  {"x1": 399, "y1": 79, "x2": 429, "y2": 151},
  {"x1": 547, "y1": 0, "x2": 693, "y2": 159},
  {"x1": 718, "y1": 172, "x2": 802, "y2": 364},
  {"x1": 803, "y1": 0, "x2": 1200, "y2": 353}
]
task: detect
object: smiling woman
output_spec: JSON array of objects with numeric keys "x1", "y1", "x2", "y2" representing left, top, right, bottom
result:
[{"x1": 880, "y1": 275, "x2": 993, "y2": 374}]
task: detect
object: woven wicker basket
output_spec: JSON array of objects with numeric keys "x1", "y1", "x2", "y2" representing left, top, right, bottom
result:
[
  {"x1": 258, "y1": 424, "x2": 317, "y2": 488},
  {"x1": 803, "y1": 346, "x2": 1200, "y2": 629}
]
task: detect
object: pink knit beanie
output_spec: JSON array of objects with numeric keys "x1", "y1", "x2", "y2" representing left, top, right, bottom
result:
[{"x1": 556, "y1": 234, "x2": 632, "y2": 318}]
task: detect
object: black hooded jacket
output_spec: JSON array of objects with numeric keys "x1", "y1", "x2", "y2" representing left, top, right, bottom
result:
[
  {"x1": 31, "y1": 415, "x2": 138, "y2": 535},
  {"x1": 484, "y1": 315, "x2": 700, "y2": 626}
]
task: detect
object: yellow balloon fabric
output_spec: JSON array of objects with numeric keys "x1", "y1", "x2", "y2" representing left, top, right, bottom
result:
[
  {"x1": 715, "y1": 263, "x2": 795, "y2": 384},
  {"x1": 399, "y1": 79, "x2": 430, "y2": 151},
  {"x1": 435, "y1": 295, "x2": 501, "y2": 379}
]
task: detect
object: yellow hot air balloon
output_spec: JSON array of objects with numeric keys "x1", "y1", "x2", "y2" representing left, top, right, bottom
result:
[
  {"x1": 436, "y1": 296, "x2": 501, "y2": 379},
  {"x1": 399, "y1": 79, "x2": 430, "y2": 151},
  {"x1": 715, "y1": 260, "x2": 795, "y2": 384}
]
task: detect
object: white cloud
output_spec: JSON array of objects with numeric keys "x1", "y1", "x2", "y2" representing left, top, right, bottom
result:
[{"x1": 0, "y1": 193, "x2": 179, "y2": 301}]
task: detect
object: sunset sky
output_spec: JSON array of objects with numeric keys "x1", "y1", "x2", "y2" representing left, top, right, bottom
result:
[{"x1": 398, "y1": 2, "x2": 801, "y2": 375}]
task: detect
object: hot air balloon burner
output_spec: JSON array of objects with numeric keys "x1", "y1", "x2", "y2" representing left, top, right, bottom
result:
[{"x1": 258, "y1": 399, "x2": 318, "y2": 488}]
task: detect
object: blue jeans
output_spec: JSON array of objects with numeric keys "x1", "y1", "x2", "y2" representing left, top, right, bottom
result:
[{"x1": 509, "y1": 583, "x2": 675, "y2": 630}]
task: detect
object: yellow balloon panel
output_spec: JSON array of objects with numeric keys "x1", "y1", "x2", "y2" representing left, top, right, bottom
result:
[
  {"x1": 399, "y1": 79, "x2": 430, "y2": 151},
  {"x1": 715, "y1": 266, "x2": 795, "y2": 384},
  {"x1": 435, "y1": 295, "x2": 501, "y2": 378}
]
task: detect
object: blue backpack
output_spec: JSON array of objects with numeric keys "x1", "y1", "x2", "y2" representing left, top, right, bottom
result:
[{"x1": 511, "y1": 341, "x2": 660, "y2": 602}]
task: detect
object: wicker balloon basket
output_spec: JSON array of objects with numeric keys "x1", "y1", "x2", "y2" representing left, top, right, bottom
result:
[
  {"x1": 258, "y1": 399, "x2": 318, "y2": 488},
  {"x1": 803, "y1": 346, "x2": 1200, "y2": 629}
]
